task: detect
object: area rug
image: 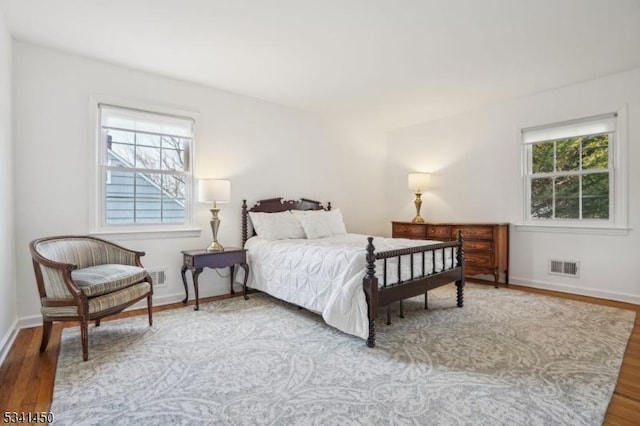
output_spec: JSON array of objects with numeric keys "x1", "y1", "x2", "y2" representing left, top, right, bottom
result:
[{"x1": 50, "y1": 284, "x2": 635, "y2": 425}]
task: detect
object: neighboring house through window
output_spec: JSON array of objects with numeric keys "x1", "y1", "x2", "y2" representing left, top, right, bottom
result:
[
  {"x1": 521, "y1": 112, "x2": 627, "y2": 232},
  {"x1": 96, "y1": 104, "x2": 194, "y2": 231}
]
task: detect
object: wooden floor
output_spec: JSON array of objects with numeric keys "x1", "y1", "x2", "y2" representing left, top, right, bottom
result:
[{"x1": 0, "y1": 285, "x2": 638, "y2": 425}]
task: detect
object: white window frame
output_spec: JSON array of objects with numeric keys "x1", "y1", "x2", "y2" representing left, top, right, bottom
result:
[
  {"x1": 89, "y1": 96, "x2": 201, "y2": 239},
  {"x1": 518, "y1": 108, "x2": 629, "y2": 235}
]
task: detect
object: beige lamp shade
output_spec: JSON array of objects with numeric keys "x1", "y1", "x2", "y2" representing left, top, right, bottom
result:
[
  {"x1": 408, "y1": 173, "x2": 431, "y2": 192},
  {"x1": 198, "y1": 179, "x2": 231, "y2": 203}
]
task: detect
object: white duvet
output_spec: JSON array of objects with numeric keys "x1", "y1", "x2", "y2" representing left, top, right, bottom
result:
[{"x1": 244, "y1": 233, "x2": 454, "y2": 340}]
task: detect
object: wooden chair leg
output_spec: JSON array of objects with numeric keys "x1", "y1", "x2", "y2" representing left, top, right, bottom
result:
[
  {"x1": 147, "y1": 294, "x2": 153, "y2": 326},
  {"x1": 81, "y1": 320, "x2": 89, "y2": 361},
  {"x1": 39, "y1": 320, "x2": 52, "y2": 352}
]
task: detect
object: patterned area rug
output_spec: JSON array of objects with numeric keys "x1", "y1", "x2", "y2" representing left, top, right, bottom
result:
[{"x1": 51, "y1": 284, "x2": 635, "y2": 425}]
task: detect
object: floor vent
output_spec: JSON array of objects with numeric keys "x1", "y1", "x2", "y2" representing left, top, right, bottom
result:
[
  {"x1": 549, "y1": 259, "x2": 579, "y2": 277},
  {"x1": 148, "y1": 269, "x2": 166, "y2": 286}
]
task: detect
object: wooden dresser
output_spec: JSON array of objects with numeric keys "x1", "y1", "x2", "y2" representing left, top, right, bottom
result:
[{"x1": 392, "y1": 221, "x2": 509, "y2": 286}]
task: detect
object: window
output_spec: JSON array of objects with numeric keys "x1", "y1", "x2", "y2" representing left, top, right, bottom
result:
[
  {"x1": 522, "y1": 112, "x2": 627, "y2": 231},
  {"x1": 97, "y1": 104, "x2": 194, "y2": 229}
]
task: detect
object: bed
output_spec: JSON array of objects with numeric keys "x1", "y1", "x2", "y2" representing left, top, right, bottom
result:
[{"x1": 241, "y1": 197, "x2": 465, "y2": 347}]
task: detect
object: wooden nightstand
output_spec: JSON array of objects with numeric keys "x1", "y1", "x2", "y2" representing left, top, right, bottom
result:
[{"x1": 180, "y1": 248, "x2": 249, "y2": 310}]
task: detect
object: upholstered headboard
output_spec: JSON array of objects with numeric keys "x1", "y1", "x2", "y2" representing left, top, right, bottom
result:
[{"x1": 241, "y1": 197, "x2": 331, "y2": 246}]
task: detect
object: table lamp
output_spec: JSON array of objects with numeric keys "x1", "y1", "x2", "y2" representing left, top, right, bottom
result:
[{"x1": 198, "y1": 179, "x2": 231, "y2": 251}]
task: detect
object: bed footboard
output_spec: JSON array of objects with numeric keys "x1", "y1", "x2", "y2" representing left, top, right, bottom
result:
[{"x1": 363, "y1": 231, "x2": 465, "y2": 348}]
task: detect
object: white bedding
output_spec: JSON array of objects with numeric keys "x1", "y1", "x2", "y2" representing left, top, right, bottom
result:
[{"x1": 244, "y1": 233, "x2": 454, "y2": 340}]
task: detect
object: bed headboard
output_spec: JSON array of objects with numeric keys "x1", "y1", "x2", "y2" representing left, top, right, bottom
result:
[{"x1": 241, "y1": 197, "x2": 331, "y2": 246}]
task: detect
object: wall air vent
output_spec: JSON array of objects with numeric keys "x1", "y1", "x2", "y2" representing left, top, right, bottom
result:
[
  {"x1": 148, "y1": 269, "x2": 166, "y2": 286},
  {"x1": 549, "y1": 259, "x2": 580, "y2": 277}
]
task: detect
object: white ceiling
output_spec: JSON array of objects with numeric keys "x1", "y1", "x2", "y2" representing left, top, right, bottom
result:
[{"x1": 2, "y1": 0, "x2": 640, "y2": 129}]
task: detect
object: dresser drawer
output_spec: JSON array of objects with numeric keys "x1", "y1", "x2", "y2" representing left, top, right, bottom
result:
[
  {"x1": 465, "y1": 251, "x2": 494, "y2": 268},
  {"x1": 426, "y1": 225, "x2": 451, "y2": 241},
  {"x1": 453, "y1": 226, "x2": 494, "y2": 240},
  {"x1": 464, "y1": 240, "x2": 493, "y2": 251},
  {"x1": 392, "y1": 223, "x2": 427, "y2": 239}
]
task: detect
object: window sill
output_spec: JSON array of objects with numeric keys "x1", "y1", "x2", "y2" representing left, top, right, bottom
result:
[
  {"x1": 90, "y1": 227, "x2": 202, "y2": 241},
  {"x1": 514, "y1": 224, "x2": 630, "y2": 236}
]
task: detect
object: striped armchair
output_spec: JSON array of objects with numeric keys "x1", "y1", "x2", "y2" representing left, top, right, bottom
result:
[{"x1": 30, "y1": 235, "x2": 153, "y2": 361}]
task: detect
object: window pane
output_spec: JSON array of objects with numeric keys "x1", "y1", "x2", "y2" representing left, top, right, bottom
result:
[
  {"x1": 104, "y1": 171, "x2": 185, "y2": 224},
  {"x1": 555, "y1": 176, "x2": 579, "y2": 218},
  {"x1": 531, "y1": 177, "x2": 553, "y2": 218},
  {"x1": 107, "y1": 129, "x2": 134, "y2": 144},
  {"x1": 582, "y1": 173, "x2": 609, "y2": 219},
  {"x1": 161, "y1": 137, "x2": 186, "y2": 172},
  {"x1": 556, "y1": 138, "x2": 580, "y2": 172},
  {"x1": 137, "y1": 133, "x2": 161, "y2": 147},
  {"x1": 136, "y1": 145, "x2": 161, "y2": 170},
  {"x1": 161, "y1": 148, "x2": 184, "y2": 171},
  {"x1": 532, "y1": 142, "x2": 554, "y2": 173},
  {"x1": 105, "y1": 171, "x2": 135, "y2": 224},
  {"x1": 162, "y1": 136, "x2": 185, "y2": 150},
  {"x1": 582, "y1": 134, "x2": 609, "y2": 170},
  {"x1": 108, "y1": 142, "x2": 135, "y2": 166}
]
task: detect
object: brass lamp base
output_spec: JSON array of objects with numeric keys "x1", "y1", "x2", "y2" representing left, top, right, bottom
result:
[
  {"x1": 207, "y1": 205, "x2": 224, "y2": 252},
  {"x1": 412, "y1": 215, "x2": 425, "y2": 224},
  {"x1": 206, "y1": 240, "x2": 224, "y2": 252}
]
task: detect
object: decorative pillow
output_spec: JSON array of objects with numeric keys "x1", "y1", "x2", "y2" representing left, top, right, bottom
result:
[
  {"x1": 298, "y1": 215, "x2": 332, "y2": 239},
  {"x1": 324, "y1": 209, "x2": 347, "y2": 235},
  {"x1": 248, "y1": 211, "x2": 306, "y2": 240},
  {"x1": 293, "y1": 209, "x2": 347, "y2": 235}
]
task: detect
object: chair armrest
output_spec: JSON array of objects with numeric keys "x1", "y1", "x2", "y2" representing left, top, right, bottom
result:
[
  {"x1": 30, "y1": 256, "x2": 83, "y2": 299},
  {"x1": 89, "y1": 237, "x2": 146, "y2": 267}
]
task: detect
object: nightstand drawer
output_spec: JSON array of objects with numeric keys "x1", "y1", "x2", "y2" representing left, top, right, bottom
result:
[
  {"x1": 392, "y1": 222, "x2": 427, "y2": 239},
  {"x1": 426, "y1": 225, "x2": 451, "y2": 240},
  {"x1": 453, "y1": 226, "x2": 494, "y2": 240}
]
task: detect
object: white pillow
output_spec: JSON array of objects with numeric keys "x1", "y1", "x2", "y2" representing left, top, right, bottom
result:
[
  {"x1": 298, "y1": 215, "x2": 332, "y2": 239},
  {"x1": 248, "y1": 211, "x2": 306, "y2": 240},
  {"x1": 293, "y1": 209, "x2": 347, "y2": 235}
]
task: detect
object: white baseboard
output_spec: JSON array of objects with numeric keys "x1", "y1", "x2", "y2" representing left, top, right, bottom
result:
[
  {"x1": 510, "y1": 276, "x2": 640, "y2": 306},
  {"x1": 128, "y1": 292, "x2": 187, "y2": 310},
  {"x1": 0, "y1": 319, "x2": 19, "y2": 366}
]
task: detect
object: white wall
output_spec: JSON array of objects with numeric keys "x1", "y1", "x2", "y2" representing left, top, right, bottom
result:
[
  {"x1": 386, "y1": 68, "x2": 640, "y2": 304},
  {"x1": 12, "y1": 42, "x2": 387, "y2": 323},
  {"x1": 0, "y1": 9, "x2": 17, "y2": 356}
]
